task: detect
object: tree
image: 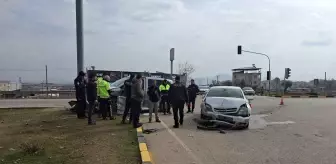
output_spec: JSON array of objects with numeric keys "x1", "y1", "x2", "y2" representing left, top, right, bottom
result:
[
  {"x1": 273, "y1": 77, "x2": 281, "y2": 92},
  {"x1": 281, "y1": 80, "x2": 293, "y2": 92},
  {"x1": 177, "y1": 61, "x2": 195, "y2": 83},
  {"x1": 240, "y1": 79, "x2": 246, "y2": 88},
  {"x1": 221, "y1": 80, "x2": 233, "y2": 86}
]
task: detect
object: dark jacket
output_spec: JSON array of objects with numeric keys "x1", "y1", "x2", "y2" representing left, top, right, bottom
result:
[
  {"x1": 124, "y1": 78, "x2": 133, "y2": 98},
  {"x1": 147, "y1": 85, "x2": 160, "y2": 102},
  {"x1": 131, "y1": 78, "x2": 144, "y2": 102},
  {"x1": 187, "y1": 84, "x2": 200, "y2": 99},
  {"x1": 74, "y1": 76, "x2": 86, "y2": 101},
  {"x1": 86, "y1": 80, "x2": 97, "y2": 102},
  {"x1": 168, "y1": 82, "x2": 189, "y2": 104}
]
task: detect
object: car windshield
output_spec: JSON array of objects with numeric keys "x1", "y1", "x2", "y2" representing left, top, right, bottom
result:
[
  {"x1": 243, "y1": 87, "x2": 253, "y2": 90},
  {"x1": 207, "y1": 88, "x2": 244, "y2": 99},
  {"x1": 110, "y1": 77, "x2": 129, "y2": 87}
]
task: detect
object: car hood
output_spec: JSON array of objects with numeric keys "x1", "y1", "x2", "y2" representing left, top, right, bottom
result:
[
  {"x1": 244, "y1": 89, "x2": 254, "y2": 92},
  {"x1": 205, "y1": 97, "x2": 247, "y2": 109},
  {"x1": 200, "y1": 88, "x2": 209, "y2": 91}
]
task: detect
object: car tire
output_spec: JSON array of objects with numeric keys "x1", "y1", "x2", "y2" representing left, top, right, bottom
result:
[{"x1": 242, "y1": 123, "x2": 249, "y2": 129}]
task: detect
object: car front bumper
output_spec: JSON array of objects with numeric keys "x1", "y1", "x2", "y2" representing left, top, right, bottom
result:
[{"x1": 202, "y1": 111, "x2": 250, "y2": 127}]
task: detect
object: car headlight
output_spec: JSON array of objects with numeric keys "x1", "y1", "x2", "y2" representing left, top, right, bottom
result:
[
  {"x1": 205, "y1": 103, "x2": 213, "y2": 112},
  {"x1": 238, "y1": 104, "x2": 249, "y2": 116}
]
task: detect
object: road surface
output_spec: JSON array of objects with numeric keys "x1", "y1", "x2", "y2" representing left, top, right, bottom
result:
[{"x1": 143, "y1": 96, "x2": 336, "y2": 164}]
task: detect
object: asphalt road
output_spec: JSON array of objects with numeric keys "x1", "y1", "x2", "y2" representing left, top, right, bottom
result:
[
  {"x1": 143, "y1": 96, "x2": 336, "y2": 164},
  {"x1": 0, "y1": 99, "x2": 72, "y2": 108}
]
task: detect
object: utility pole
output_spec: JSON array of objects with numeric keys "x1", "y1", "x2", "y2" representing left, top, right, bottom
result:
[
  {"x1": 170, "y1": 48, "x2": 175, "y2": 79},
  {"x1": 45, "y1": 65, "x2": 48, "y2": 98},
  {"x1": 216, "y1": 75, "x2": 219, "y2": 84},
  {"x1": 325, "y1": 72, "x2": 327, "y2": 95},
  {"x1": 76, "y1": 0, "x2": 84, "y2": 73}
]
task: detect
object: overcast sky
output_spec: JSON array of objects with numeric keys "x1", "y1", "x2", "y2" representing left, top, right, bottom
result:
[{"x1": 0, "y1": 0, "x2": 336, "y2": 83}]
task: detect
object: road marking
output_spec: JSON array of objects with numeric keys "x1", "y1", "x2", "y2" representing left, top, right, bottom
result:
[{"x1": 160, "y1": 121, "x2": 204, "y2": 164}]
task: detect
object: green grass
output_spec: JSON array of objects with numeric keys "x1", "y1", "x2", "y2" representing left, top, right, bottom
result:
[{"x1": 0, "y1": 108, "x2": 140, "y2": 164}]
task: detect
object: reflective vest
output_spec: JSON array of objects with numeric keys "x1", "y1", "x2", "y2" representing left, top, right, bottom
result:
[
  {"x1": 159, "y1": 84, "x2": 170, "y2": 94},
  {"x1": 97, "y1": 77, "x2": 110, "y2": 98}
]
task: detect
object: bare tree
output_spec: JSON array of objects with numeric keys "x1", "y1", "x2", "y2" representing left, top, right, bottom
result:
[{"x1": 177, "y1": 61, "x2": 195, "y2": 83}]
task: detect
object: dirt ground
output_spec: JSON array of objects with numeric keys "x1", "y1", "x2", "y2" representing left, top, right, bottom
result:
[{"x1": 0, "y1": 108, "x2": 140, "y2": 164}]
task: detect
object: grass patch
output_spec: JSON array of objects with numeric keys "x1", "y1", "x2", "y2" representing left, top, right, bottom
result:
[{"x1": 0, "y1": 108, "x2": 139, "y2": 164}]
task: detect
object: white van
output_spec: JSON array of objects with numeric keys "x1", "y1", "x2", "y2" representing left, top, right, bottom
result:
[{"x1": 116, "y1": 76, "x2": 173, "y2": 114}]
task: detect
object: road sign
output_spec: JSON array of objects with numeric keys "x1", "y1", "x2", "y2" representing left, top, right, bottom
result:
[{"x1": 170, "y1": 48, "x2": 175, "y2": 61}]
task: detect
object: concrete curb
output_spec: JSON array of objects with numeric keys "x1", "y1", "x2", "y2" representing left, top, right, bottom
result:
[
  {"x1": 136, "y1": 127, "x2": 153, "y2": 164},
  {"x1": 272, "y1": 95, "x2": 335, "y2": 98}
]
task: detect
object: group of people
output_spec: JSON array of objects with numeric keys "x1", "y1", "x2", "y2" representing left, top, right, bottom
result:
[{"x1": 74, "y1": 71, "x2": 200, "y2": 129}]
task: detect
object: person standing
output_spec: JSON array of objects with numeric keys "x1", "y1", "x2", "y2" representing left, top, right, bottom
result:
[
  {"x1": 97, "y1": 75, "x2": 112, "y2": 120},
  {"x1": 86, "y1": 73, "x2": 98, "y2": 125},
  {"x1": 74, "y1": 71, "x2": 87, "y2": 119},
  {"x1": 131, "y1": 74, "x2": 144, "y2": 128},
  {"x1": 168, "y1": 76, "x2": 189, "y2": 128},
  {"x1": 147, "y1": 80, "x2": 161, "y2": 123},
  {"x1": 159, "y1": 79, "x2": 171, "y2": 115},
  {"x1": 187, "y1": 79, "x2": 200, "y2": 113},
  {"x1": 121, "y1": 74, "x2": 135, "y2": 124}
]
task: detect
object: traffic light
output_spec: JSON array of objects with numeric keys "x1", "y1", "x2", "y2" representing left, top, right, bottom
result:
[
  {"x1": 267, "y1": 71, "x2": 271, "y2": 80},
  {"x1": 285, "y1": 68, "x2": 291, "y2": 79},
  {"x1": 237, "y1": 45, "x2": 242, "y2": 55}
]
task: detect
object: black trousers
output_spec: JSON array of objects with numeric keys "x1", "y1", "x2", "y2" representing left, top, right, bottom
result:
[
  {"x1": 160, "y1": 95, "x2": 171, "y2": 114},
  {"x1": 130, "y1": 98, "x2": 141, "y2": 128},
  {"x1": 99, "y1": 98, "x2": 110, "y2": 119},
  {"x1": 172, "y1": 100, "x2": 185, "y2": 126},
  {"x1": 188, "y1": 97, "x2": 196, "y2": 111},
  {"x1": 122, "y1": 97, "x2": 132, "y2": 122},
  {"x1": 76, "y1": 99, "x2": 86, "y2": 118},
  {"x1": 88, "y1": 101, "x2": 95, "y2": 123}
]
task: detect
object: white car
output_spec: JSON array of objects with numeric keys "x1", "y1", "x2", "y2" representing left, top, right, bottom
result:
[
  {"x1": 198, "y1": 85, "x2": 210, "y2": 95},
  {"x1": 200, "y1": 86, "x2": 253, "y2": 129}
]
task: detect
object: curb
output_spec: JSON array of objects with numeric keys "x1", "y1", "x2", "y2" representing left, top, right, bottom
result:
[
  {"x1": 137, "y1": 127, "x2": 153, "y2": 164},
  {"x1": 272, "y1": 95, "x2": 335, "y2": 98}
]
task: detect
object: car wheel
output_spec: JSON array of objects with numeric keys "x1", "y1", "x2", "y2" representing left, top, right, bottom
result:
[
  {"x1": 242, "y1": 123, "x2": 249, "y2": 129},
  {"x1": 200, "y1": 113, "x2": 206, "y2": 119}
]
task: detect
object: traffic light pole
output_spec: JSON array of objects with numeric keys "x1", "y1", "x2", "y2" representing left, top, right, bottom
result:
[{"x1": 241, "y1": 50, "x2": 271, "y2": 95}]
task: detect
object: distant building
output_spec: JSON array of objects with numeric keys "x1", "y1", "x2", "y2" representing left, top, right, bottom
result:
[
  {"x1": 0, "y1": 81, "x2": 22, "y2": 91},
  {"x1": 232, "y1": 64, "x2": 261, "y2": 88}
]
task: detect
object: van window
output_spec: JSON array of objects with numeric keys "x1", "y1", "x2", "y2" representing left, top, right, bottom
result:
[{"x1": 148, "y1": 79, "x2": 163, "y2": 87}]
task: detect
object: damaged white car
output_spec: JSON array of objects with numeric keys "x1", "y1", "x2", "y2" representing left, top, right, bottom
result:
[{"x1": 200, "y1": 86, "x2": 253, "y2": 129}]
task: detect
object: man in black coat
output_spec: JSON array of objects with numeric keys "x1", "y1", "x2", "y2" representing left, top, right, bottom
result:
[
  {"x1": 168, "y1": 76, "x2": 189, "y2": 128},
  {"x1": 121, "y1": 74, "x2": 135, "y2": 124},
  {"x1": 187, "y1": 79, "x2": 200, "y2": 113},
  {"x1": 86, "y1": 73, "x2": 98, "y2": 125},
  {"x1": 147, "y1": 80, "x2": 161, "y2": 123},
  {"x1": 74, "y1": 71, "x2": 87, "y2": 119}
]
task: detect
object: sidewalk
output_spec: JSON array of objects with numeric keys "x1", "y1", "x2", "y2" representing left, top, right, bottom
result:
[{"x1": 140, "y1": 115, "x2": 198, "y2": 164}]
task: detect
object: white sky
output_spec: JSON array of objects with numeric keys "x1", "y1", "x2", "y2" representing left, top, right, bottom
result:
[{"x1": 0, "y1": 0, "x2": 336, "y2": 83}]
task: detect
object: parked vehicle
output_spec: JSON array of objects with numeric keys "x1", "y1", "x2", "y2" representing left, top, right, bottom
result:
[
  {"x1": 200, "y1": 86, "x2": 253, "y2": 129},
  {"x1": 198, "y1": 85, "x2": 210, "y2": 95},
  {"x1": 116, "y1": 76, "x2": 173, "y2": 114},
  {"x1": 242, "y1": 87, "x2": 255, "y2": 96}
]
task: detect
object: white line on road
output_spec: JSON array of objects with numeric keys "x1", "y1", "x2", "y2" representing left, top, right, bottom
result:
[{"x1": 160, "y1": 121, "x2": 204, "y2": 164}]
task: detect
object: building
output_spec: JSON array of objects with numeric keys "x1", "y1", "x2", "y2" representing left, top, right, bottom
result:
[
  {"x1": 0, "y1": 81, "x2": 22, "y2": 91},
  {"x1": 232, "y1": 64, "x2": 261, "y2": 88}
]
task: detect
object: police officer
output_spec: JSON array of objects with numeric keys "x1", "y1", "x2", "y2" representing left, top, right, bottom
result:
[
  {"x1": 97, "y1": 75, "x2": 112, "y2": 120},
  {"x1": 159, "y1": 79, "x2": 171, "y2": 115},
  {"x1": 74, "y1": 71, "x2": 87, "y2": 119},
  {"x1": 86, "y1": 73, "x2": 98, "y2": 125},
  {"x1": 187, "y1": 79, "x2": 200, "y2": 113},
  {"x1": 121, "y1": 74, "x2": 135, "y2": 124},
  {"x1": 168, "y1": 76, "x2": 189, "y2": 128}
]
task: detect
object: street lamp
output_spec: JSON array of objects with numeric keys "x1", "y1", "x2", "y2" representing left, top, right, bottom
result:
[
  {"x1": 76, "y1": 0, "x2": 84, "y2": 73},
  {"x1": 237, "y1": 45, "x2": 271, "y2": 95}
]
